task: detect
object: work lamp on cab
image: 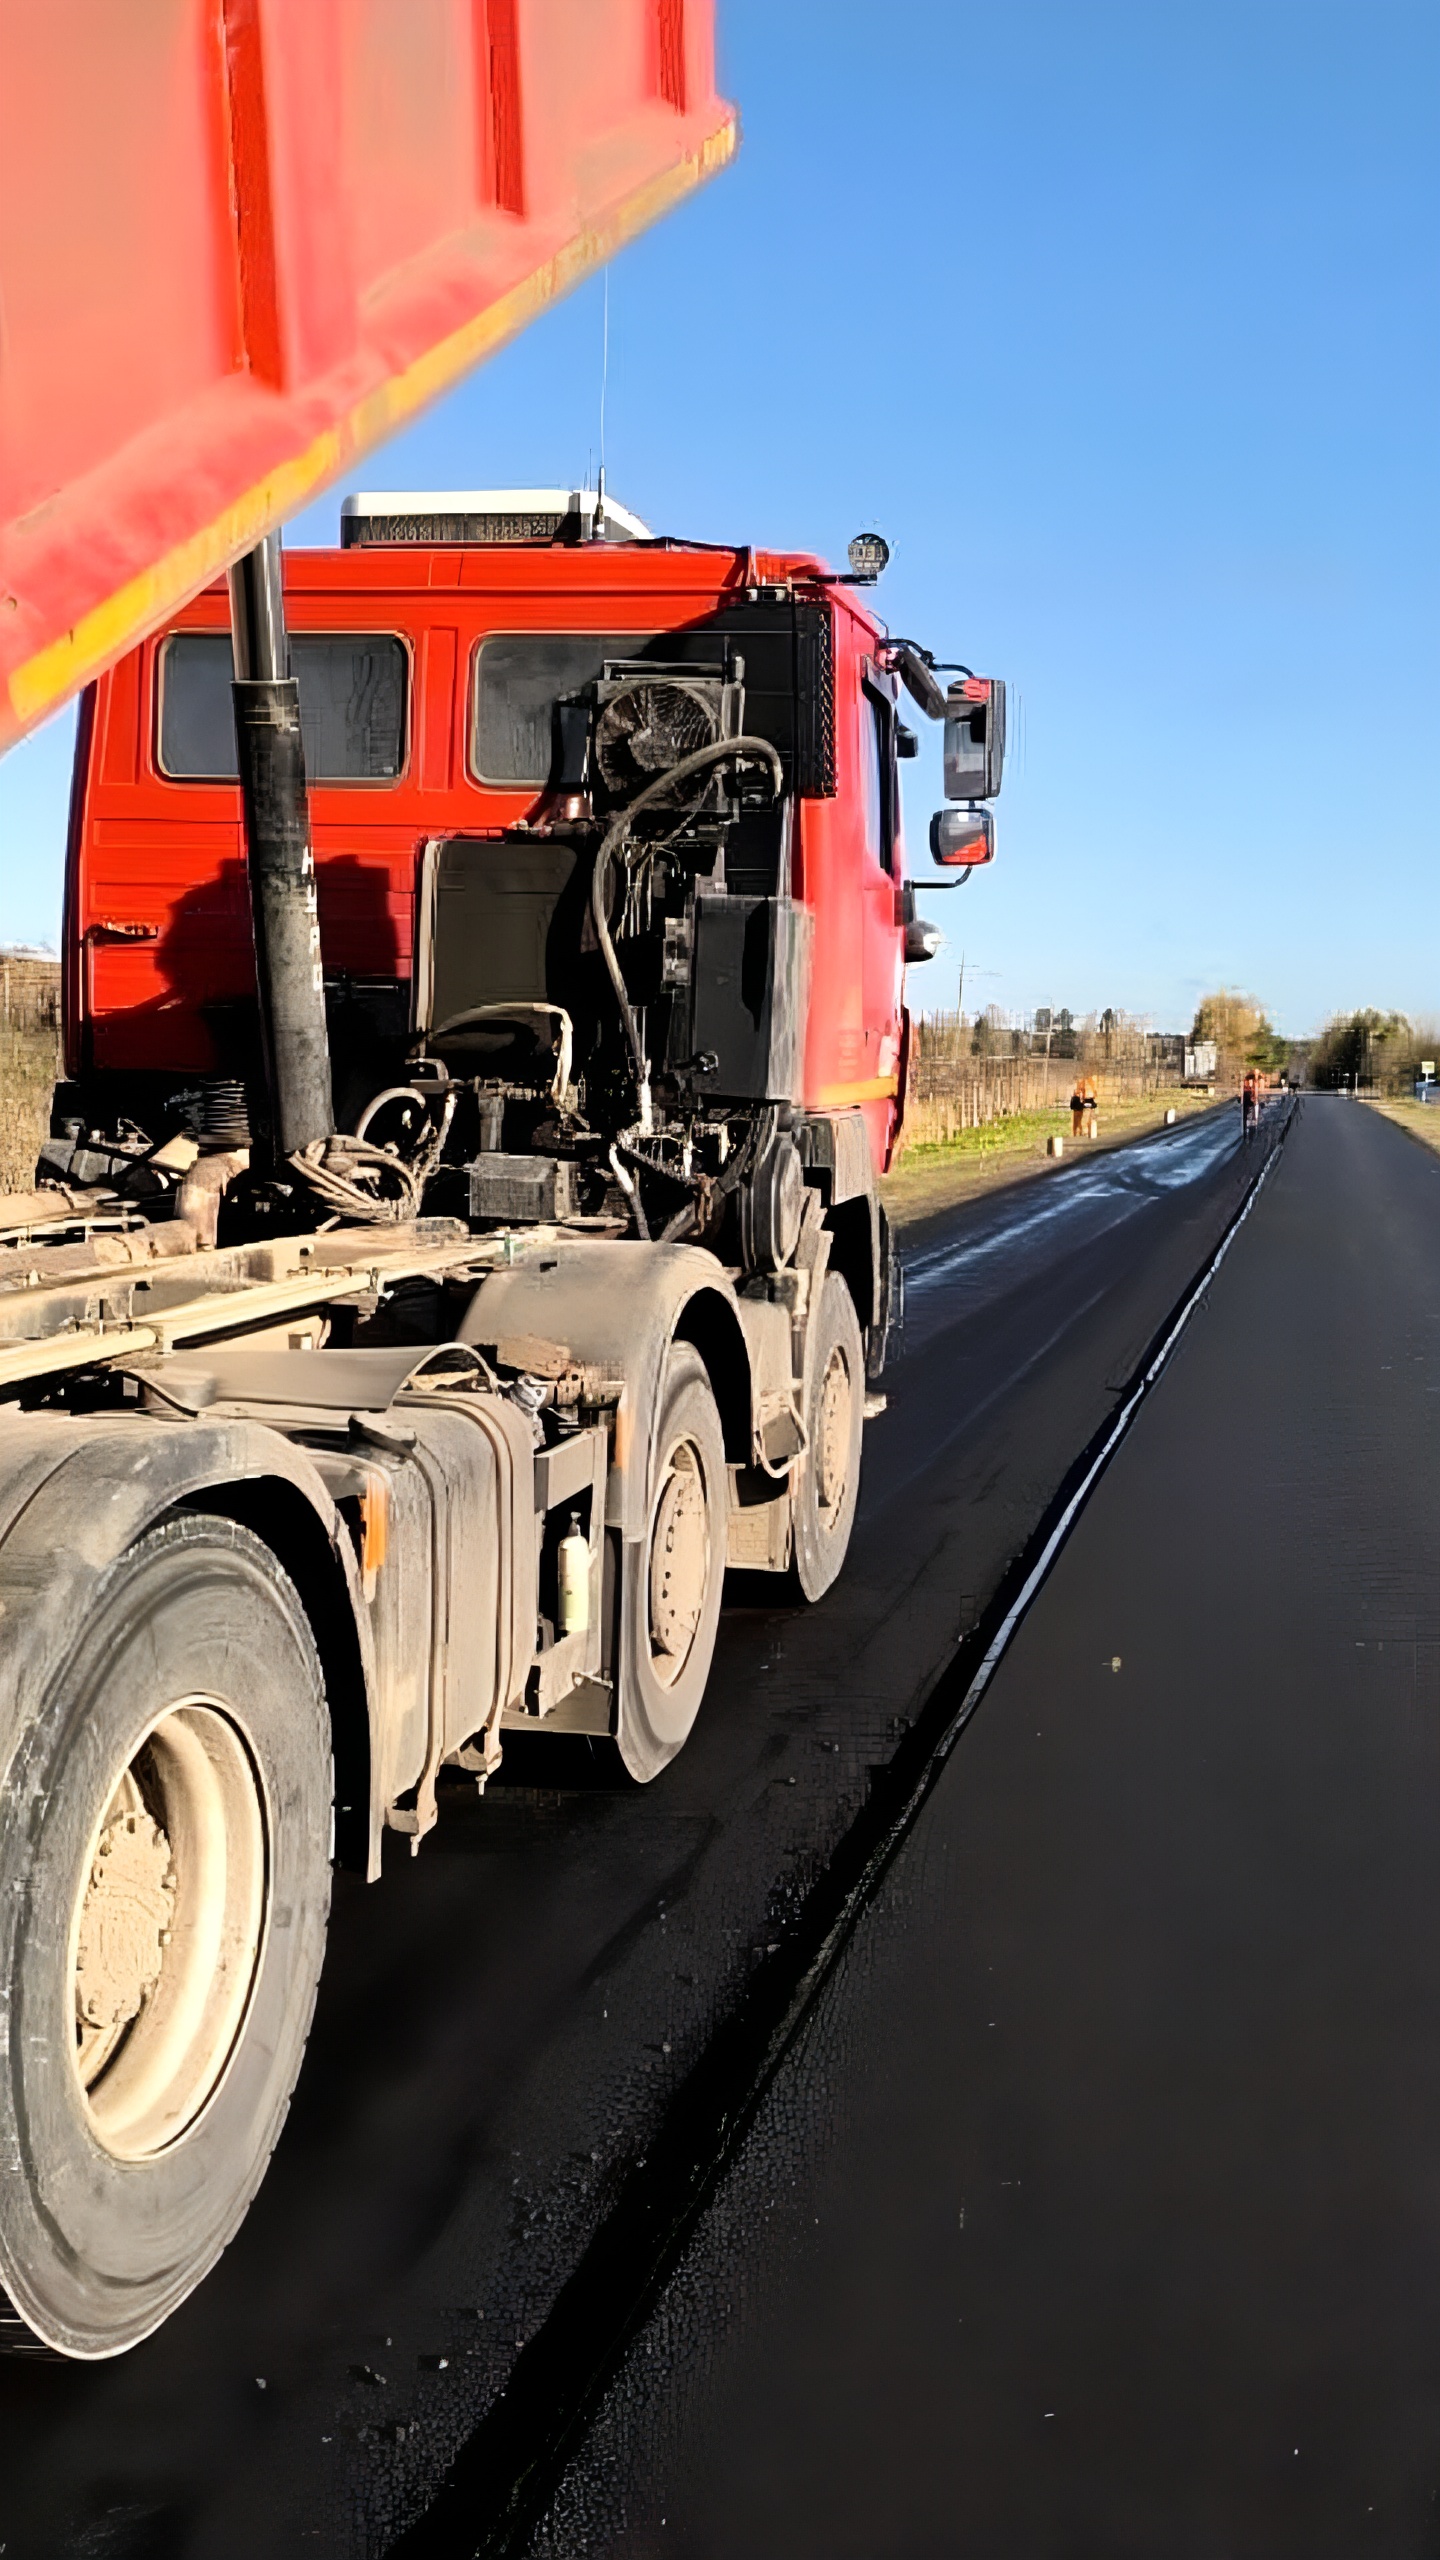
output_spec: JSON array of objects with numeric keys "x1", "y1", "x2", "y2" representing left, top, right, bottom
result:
[{"x1": 846, "y1": 531, "x2": 890, "y2": 584}]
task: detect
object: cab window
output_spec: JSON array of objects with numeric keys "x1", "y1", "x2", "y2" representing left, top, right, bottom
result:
[
  {"x1": 859, "y1": 682, "x2": 899, "y2": 876},
  {"x1": 157, "y1": 632, "x2": 408, "y2": 782},
  {"x1": 472, "y1": 632, "x2": 658, "y2": 785}
]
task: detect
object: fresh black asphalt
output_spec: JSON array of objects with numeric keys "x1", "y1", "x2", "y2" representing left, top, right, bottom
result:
[
  {"x1": 528, "y1": 1097, "x2": 1440, "y2": 2558},
  {"x1": 0, "y1": 1104, "x2": 1296, "y2": 2556}
]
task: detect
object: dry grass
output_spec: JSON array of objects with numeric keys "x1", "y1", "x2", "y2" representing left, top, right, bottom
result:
[
  {"x1": 882, "y1": 1086, "x2": 1217, "y2": 1230},
  {"x1": 0, "y1": 1022, "x2": 60, "y2": 1196}
]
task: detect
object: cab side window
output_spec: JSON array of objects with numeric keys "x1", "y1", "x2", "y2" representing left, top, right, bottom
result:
[{"x1": 860, "y1": 682, "x2": 899, "y2": 877}]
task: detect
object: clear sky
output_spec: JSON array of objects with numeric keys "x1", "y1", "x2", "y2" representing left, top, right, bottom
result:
[{"x1": 2, "y1": 0, "x2": 1435, "y2": 1034}]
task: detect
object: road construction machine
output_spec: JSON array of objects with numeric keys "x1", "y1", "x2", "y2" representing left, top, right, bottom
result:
[{"x1": 0, "y1": 4, "x2": 1005, "y2": 2362}]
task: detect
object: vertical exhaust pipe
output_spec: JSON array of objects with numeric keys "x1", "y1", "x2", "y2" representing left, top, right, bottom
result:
[{"x1": 228, "y1": 535, "x2": 334, "y2": 1160}]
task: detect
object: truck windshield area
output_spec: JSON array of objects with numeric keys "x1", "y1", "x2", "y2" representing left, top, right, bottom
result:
[
  {"x1": 472, "y1": 631, "x2": 659, "y2": 784},
  {"x1": 158, "y1": 631, "x2": 408, "y2": 782}
]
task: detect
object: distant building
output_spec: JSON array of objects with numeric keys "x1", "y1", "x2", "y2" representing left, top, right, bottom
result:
[{"x1": 1184, "y1": 1039, "x2": 1219, "y2": 1085}]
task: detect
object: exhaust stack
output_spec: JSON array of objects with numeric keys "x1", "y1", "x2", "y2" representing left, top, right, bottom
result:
[{"x1": 228, "y1": 536, "x2": 334, "y2": 1160}]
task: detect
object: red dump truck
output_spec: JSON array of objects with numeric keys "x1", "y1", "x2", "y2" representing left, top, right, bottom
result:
[{"x1": 0, "y1": 6, "x2": 1005, "y2": 2362}]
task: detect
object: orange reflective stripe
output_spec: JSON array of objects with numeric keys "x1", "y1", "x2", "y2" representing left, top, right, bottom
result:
[{"x1": 812, "y1": 1074, "x2": 900, "y2": 1107}]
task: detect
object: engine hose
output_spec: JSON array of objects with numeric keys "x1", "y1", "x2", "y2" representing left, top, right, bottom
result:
[
  {"x1": 590, "y1": 736, "x2": 785, "y2": 1095},
  {"x1": 290, "y1": 1135, "x2": 420, "y2": 1226},
  {"x1": 615, "y1": 1137, "x2": 700, "y2": 1242},
  {"x1": 353, "y1": 1084, "x2": 457, "y2": 1187},
  {"x1": 606, "y1": 1144, "x2": 650, "y2": 1242}
]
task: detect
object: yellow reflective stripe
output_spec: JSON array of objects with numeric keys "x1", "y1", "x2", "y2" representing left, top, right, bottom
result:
[
  {"x1": 6, "y1": 111, "x2": 738, "y2": 742},
  {"x1": 812, "y1": 1075, "x2": 900, "y2": 1107},
  {"x1": 8, "y1": 431, "x2": 343, "y2": 732}
]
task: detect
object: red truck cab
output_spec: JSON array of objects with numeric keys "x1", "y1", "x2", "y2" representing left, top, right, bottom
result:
[{"x1": 65, "y1": 500, "x2": 917, "y2": 1179}]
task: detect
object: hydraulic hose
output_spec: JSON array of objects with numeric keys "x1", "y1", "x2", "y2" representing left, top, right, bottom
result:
[
  {"x1": 289, "y1": 1135, "x2": 420, "y2": 1225},
  {"x1": 421, "y1": 1001, "x2": 576, "y2": 1113},
  {"x1": 589, "y1": 736, "x2": 784, "y2": 1106}
]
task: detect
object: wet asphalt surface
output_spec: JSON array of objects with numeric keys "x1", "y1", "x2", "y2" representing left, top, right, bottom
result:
[
  {"x1": 527, "y1": 1097, "x2": 1440, "y2": 2559},
  {"x1": 0, "y1": 1103, "x2": 1273, "y2": 2558}
]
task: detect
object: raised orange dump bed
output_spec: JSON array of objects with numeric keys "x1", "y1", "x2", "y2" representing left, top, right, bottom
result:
[
  {"x1": 68, "y1": 537, "x2": 912, "y2": 1170},
  {"x1": 0, "y1": 0, "x2": 734, "y2": 752}
]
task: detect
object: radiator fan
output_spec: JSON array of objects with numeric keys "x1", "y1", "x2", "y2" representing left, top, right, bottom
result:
[{"x1": 593, "y1": 677, "x2": 721, "y2": 801}]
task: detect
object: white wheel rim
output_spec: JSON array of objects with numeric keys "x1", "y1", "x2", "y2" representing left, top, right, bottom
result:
[
  {"x1": 648, "y1": 1436, "x2": 711, "y2": 1690},
  {"x1": 815, "y1": 1343, "x2": 853, "y2": 1524},
  {"x1": 68, "y1": 1699, "x2": 268, "y2": 2161}
]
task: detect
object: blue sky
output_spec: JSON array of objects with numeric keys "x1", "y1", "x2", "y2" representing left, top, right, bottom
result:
[{"x1": 2, "y1": 0, "x2": 1435, "y2": 1034}]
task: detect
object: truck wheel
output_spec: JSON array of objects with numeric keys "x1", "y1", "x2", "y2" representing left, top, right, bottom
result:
[
  {"x1": 0, "y1": 1515, "x2": 332, "y2": 2359},
  {"x1": 615, "y1": 1345, "x2": 727, "y2": 1783},
  {"x1": 791, "y1": 1272, "x2": 865, "y2": 1602}
]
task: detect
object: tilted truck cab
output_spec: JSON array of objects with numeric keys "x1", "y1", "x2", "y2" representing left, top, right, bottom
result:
[
  {"x1": 65, "y1": 510, "x2": 917, "y2": 1194},
  {"x1": 0, "y1": 497, "x2": 1004, "y2": 2356}
]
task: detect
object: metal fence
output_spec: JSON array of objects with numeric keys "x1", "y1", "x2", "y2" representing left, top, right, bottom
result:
[
  {"x1": 908, "y1": 1049, "x2": 1184, "y2": 1135},
  {"x1": 0, "y1": 957, "x2": 60, "y2": 1032}
]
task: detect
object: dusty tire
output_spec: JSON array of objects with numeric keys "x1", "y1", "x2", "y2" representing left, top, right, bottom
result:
[
  {"x1": 791, "y1": 1272, "x2": 865, "y2": 1603},
  {"x1": 0, "y1": 1515, "x2": 332, "y2": 2358},
  {"x1": 615, "y1": 1345, "x2": 727, "y2": 1783}
]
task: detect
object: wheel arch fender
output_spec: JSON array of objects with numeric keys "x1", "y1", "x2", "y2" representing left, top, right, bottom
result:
[
  {"x1": 825, "y1": 1193, "x2": 881, "y2": 1337},
  {"x1": 458, "y1": 1241, "x2": 753, "y2": 1537},
  {"x1": 0, "y1": 1412, "x2": 380, "y2": 1877}
]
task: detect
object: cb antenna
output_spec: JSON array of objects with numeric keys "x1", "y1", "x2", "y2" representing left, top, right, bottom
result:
[{"x1": 596, "y1": 266, "x2": 610, "y2": 514}]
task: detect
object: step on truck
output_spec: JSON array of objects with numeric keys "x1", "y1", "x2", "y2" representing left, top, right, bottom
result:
[{"x1": 0, "y1": 491, "x2": 1004, "y2": 2356}]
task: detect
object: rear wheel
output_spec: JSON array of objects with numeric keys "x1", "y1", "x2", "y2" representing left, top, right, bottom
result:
[
  {"x1": 791, "y1": 1272, "x2": 865, "y2": 1602},
  {"x1": 0, "y1": 1515, "x2": 332, "y2": 2358},
  {"x1": 615, "y1": 1345, "x2": 727, "y2": 1782}
]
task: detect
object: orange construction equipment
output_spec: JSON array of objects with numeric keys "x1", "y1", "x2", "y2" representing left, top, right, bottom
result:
[{"x1": 0, "y1": 0, "x2": 735, "y2": 753}]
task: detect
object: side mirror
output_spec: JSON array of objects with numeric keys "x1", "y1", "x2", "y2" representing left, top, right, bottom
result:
[
  {"x1": 895, "y1": 721, "x2": 919, "y2": 760},
  {"x1": 943, "y1": 677, "x2": 1006, "y2": 802},
  {"x1": 930, "y1": 805, "x2": 995, "y2": 867}
]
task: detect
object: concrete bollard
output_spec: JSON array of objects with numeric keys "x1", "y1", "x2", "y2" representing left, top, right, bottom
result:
[
  {"x1": 1047, "y1": 1134, "x2": 1064, "y2": 1159},
  {"x1": 1164, "y1": 1106, "x2": 1177, "y2": 1125}
]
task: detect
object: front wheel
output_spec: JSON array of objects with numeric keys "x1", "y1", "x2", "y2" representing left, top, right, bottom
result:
[
  {"x1": 0, "y1": 1515, "x2": 332, "y2": 2359},
  {"x1": 615, "y1": 1345, "x2": 728, "y2": 1783}
]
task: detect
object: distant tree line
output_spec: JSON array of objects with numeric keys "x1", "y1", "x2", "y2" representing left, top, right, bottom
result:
[
  {"x1": 920, "y1": 1005, "x2": 1175, "y2": 1069},
  {"x1": 1189, "y1": 991, "x2": 1289, "y2": 1085},
  {"x1": 918, "y1": 990, "x2": 1435, "y2": 1099},
  {"x1": 1309, "y1": 1009, "x2": 1437, "y2": 1093}
]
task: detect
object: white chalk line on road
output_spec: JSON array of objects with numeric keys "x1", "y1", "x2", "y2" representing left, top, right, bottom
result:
[{"x1": 932, "y1": 1108, "x2": 1292, "y2": 1769}]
